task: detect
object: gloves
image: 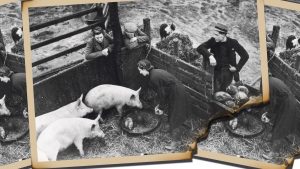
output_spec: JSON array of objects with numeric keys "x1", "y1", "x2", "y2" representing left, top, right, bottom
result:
[{"x1": 209, "y1": 55, "x2": 216, "y2": 66}]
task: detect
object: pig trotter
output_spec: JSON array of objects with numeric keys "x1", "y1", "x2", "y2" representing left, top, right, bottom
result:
[
  {"x1": 116, "y1": 105, "x2": 123, "y2": 117},
  {"x1": 98, "y1": 111, "x2": 104, "y2": 123},
  {"x1": 74, "y1": 139, "x2": 84, "y2": 157}
]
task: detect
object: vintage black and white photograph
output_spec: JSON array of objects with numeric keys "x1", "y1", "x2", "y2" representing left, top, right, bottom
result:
[
  {"x1": 264, "y1": 1, "x2": 300, "y2": 165},
  {"x1": 197, "y1": 1, "x2": 300, "y2": 168},
  {"x1": 27, "y1": 0, "x2": 264, "y2": 166},
  {"x1": 0, "y1": 0, "x2": 30, "y2": 167}
]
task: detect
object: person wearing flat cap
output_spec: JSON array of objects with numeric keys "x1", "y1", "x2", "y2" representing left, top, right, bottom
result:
[
  {"x1": 197, "y1": 23, "x2": 249, "y2": 92},
  {"x1": 137, "y1": 59, "x2": 190, "y2": 150},
  {"x1": 123, "y1": 22, "x2": 149, "y2": 49},
  {"x1": 85, "y1": 26, "x2": 114, "y2": 60}
]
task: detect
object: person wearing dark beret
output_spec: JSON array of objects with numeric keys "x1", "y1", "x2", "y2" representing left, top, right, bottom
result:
[
  {"x1": 262, "y1": 76, "x2": 299, "y2": 159},
  {"x1": 197, "y1": 23, "x2": 249, "y2": 92},
  {"x1": 137, "y1": 59, "x2": 190, "y2": 150},
  {"x1": 123, "y1": 22, "x2": 149, "y2": 49}
]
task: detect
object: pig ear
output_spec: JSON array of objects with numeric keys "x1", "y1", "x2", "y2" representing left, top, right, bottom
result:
[
  {"x1": 130, "y1": 94, "x2": 136, "y2": 100},
  {"x1": 91, "y1": 124, "x2": 96, "y2": 131},
  {"x1": 79, "y1": 94, "x2": 83, "y2": 101},
  {"x1": 1, "y1": 95, "x2": 6, "y2": 101},
  {"x1": 77, "y1": 94, "x2": 83, "y2": 106},
  {"x1": 136, "y1": 87, "x2": 141, "y2": 94}
]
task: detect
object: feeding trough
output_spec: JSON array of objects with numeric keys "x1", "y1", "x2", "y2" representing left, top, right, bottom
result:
[
  {"x1": 0, "y1": 115, "x2": 28, "y2": 143},
  {"x1": 119, "y1": 108, "x2": 161, "y2": 136},
  {"x1": 225, "y1": 112, "x2": 265, "y2": 138}
]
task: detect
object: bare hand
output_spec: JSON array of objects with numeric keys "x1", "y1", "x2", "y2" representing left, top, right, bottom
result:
[
  {"x1": 130, "y1": 37, "x2": 137, "y2": 43},
  {"x1": 154, "y1": 105, "x2": 163, "y2": 115},
  {"x1": 0, "y1": 76, "x2": 10, "y2": 83},
  {"x1": 209, "y1": 55, "x2": 216, "y2": 66},
  {"x1": 102, "y1": 48, "x2": 109, "y2": 56},
  {"x1": 229, "y1": 65, "x2": 237, "y2": 72},
  {"x1": 261, "y1": 112, "x2": 270, "y2": 123}
]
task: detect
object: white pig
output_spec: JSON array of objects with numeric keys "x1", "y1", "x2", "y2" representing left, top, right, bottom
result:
[
  {"x1": 0, "y1": 95, "x2": 11, "y2": 116},
  {"x1": 84, "y1": 84, "x2": 143, "y2": 122},
  {"x1": 35, "y1": 94, "x2": 93, "y2": 137},
  {"x1": 37, "y1": 115, "x2": 105, "y2": 161}
]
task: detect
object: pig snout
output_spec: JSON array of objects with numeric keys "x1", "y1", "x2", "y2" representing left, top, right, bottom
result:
[
  {"x1": 98, "y1": 130, "x2": 105, "y2": 138},
  {"x1": 78, "y1": 103, "x2": 93, "y2": 115},
  {"x1": 94, "y1": 128, "x2": 105, "y2": 138}
]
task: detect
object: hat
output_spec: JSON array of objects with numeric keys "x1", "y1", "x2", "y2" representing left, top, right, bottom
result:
[
  {"x1": 124, "y1": 22, "x2": 138, "y2": 33},
  {"x1": 137, "y1": 59, "x2": 153, "y2": 71},
  {"x1": 215, "y1": 23, "x2": 228, "y2": 34},
  {"x1": 92, "y1": 26, "x2": 103, "y2": 34}
]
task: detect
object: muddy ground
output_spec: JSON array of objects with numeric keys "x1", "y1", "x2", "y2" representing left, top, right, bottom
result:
[{"x1": 0, "y1": 2, "x2": 30, "y2": 166}]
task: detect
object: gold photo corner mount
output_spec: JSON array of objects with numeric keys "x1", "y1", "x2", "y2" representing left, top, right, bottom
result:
[
  {"x1": 22, "y1": 0, "x2": 194, "y2": 168},
  {"x1": 0, "y1": 0, "x2": 31, "y2": 168},
  {"x1": 195, "y1": 0, "x2": 299, "y2": 168}
]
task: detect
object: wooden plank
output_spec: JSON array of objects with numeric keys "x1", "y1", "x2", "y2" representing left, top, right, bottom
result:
[
  {"x1": 150, "y1": 59, "x2": 208, "y2": 95},
  {"x1": 190, "y1": 103, "x2": 209, "y2": 119},
  {"x1": 34, "y1": 57, "x2": 118, "y2": 115},
  {"x1": 30, "y1": 7, "x2": 98, "y2": 32},
  {"x1": 270, "y1": 63, "x2": 300, "y2": 100},
  {"x1": 149, "y1": 48, "x2": 212, "y2": 81},
  {"x1": 32, "y1": 43, "x2": 86, "y2": 67},
  {"x1": 31, "y1": 20, "x2": 104, "y2": 50}
]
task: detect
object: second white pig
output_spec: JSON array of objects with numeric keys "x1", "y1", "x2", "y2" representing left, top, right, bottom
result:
[
  {"x1": 85, "y1": 84, "x2": 143, "y2": 122},
  {"x1": 35, "y1": 94, "x2": 93, "y2": 137},
  {"x1": 37, "y1": 115, "x2": 105, "y2": 161}
]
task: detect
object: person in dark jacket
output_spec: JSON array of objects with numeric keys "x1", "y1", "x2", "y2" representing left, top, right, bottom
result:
[
  {"x1": 85, "y1": 26, "x2": 114, "y2": 60},
  {"x1": 137, "y1": 59, "x2": 190, "y2": 150},
  {"x1": 262, "y1": 76, "x2": 299, "y2": 159},
  {"x1": 197, "y1": 23, "x2": 249, "y2": 92},
  {"x1": 123, "y1": 22, "x2": 149, "y2": 49}
]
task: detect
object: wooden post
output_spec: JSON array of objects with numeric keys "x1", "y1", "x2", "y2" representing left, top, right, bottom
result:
[
  {"x1": 296, "y1": 54, "x2": 300, "y2": 72},
  {"x1": 143, "y1": 18, "x2": 151, "y2": 42},
  {"x1": 271, "y1": 25, "x2": 280, "y2": 48},
  {"x1": 173, "y1": 38, "x2": 179, "y2": 58},
  {"x1": 0, "y1": 29, "x2": 6, "y2": 65}
]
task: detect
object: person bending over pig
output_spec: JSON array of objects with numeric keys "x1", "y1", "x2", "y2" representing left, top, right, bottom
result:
[
  {"x1": 123, "y1": 22, "x2": 149, "y2": 50},
  {"x1": 197, "y1": 23, "x2": 249, "y2": 91},
  {"x1": 261, "y1": 76, "x2": 299, "y2": 159},
  {"x1": 11, "y1": 27, "x2": 24, "y2": 56},
  {"x1": 85, "y1": 26, "x2": 114, "y2": 60},
  {"x1": 137, "y1": 59, "x2": 190, "y2": 150},
  {"x1": 0, "y1": 66, "x2": 27, "y2": 117}
]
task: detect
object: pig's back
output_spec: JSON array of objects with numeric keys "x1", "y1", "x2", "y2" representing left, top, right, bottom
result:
[
  {"x1": 38, "y1": 118, "x2": 93, "y2": 146},
  {"x1": 35, "y1": 102, "x2": 76, "y2": 135},
  {"x1": 85, "y1": 84, "x2": 133, "y2": 108}
]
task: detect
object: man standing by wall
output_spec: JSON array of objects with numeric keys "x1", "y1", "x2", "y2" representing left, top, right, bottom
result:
[{"x1": 197, "y1": 23, "x2": 249, "y2": 92}]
